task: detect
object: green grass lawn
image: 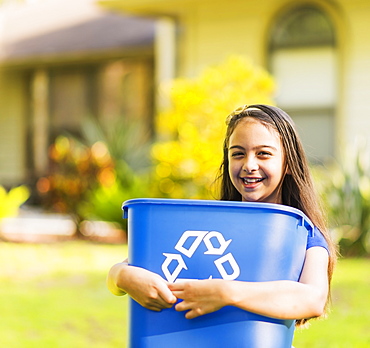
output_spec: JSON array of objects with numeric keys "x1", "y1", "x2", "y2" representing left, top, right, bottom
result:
[
  {"x1": 0, "y1": 241, "x2": 369, "y2": 347},
  {"x1": 0, "y1": 241, "x2": 128, "y2": 348},
  {"x1": 293, "y1": 258, "x2": 370, "y2": 348}
]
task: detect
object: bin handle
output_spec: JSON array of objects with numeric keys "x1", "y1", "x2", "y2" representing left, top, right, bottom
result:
[
  {"x1": 299, "y1": 217, "x2": 314, "y2": 237},
  {"x1": 122, "y1": 205, "x2": 128, "y2": 219}
]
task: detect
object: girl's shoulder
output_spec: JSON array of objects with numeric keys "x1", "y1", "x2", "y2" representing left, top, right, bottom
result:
[{"x1": 306, "y1": 227, "x2": 329, "y2": 254}]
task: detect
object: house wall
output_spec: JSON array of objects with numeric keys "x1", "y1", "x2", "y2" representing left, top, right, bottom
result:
[
  {"x1": 178, "y1": 0, "x2": 271, "y2": 77},
  {"x1": 100, "y1": 0, "x2": 370, "y2": 151},
  {"x1": 97, "y1": 59, "x2": 154, "y2": 128},
  {"x1": 0, "y1": 70, "x2": 27, "y2": 187},
  {"x1": 167, "y1": 0, "x2": 370, "y2": 152},
  {"x1": 0, "y1": 57, "x2": 154, "y2": 188},
  {"x1": 342, "y1": 0, "x2": 370, "y2": 145}
]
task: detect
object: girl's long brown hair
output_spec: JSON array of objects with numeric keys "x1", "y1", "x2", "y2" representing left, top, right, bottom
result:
[{"x1": 216, "y1": 104, "x2": 337, "y2": 326}]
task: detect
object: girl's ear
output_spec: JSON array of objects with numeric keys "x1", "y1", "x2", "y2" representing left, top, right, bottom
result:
[{"x1": 285, "y1": 165, "x2": 291, "y2": 175}]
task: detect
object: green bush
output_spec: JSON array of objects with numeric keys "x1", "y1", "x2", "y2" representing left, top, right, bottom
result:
[
  {"x1": 37, "y1": 116, "x2": 152, "y2": 232},
  {"x1": 314, "y1": 138, "x2": 370, "y2": 256},
  {"x1": 79, "y1": 164, "x2": 152, "y2": 228}
]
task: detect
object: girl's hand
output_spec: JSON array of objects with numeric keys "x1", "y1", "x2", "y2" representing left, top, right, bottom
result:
[
  {"x1": 169, "y1": 279, "x2": 229, "y2": 319},
  {"x1": 107, "y1": 263, "x2": 177, "y2": 311},
  {"x1": 168, "y1": 248, "x2": 329, "y2": 321}
]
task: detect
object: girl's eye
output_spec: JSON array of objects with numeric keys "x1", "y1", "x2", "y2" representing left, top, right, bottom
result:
[
  {"x1": 258, "y1": 151, "x2": 272, "y2": 157},
  {"x1": 231, "y1": 152, "x2": 244, "y2": 158}
]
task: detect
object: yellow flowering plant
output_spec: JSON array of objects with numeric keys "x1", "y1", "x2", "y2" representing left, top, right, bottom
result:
[
  {"x1": 0, "y1": 185, "x2": 30, "y2": 219},
  {"x1": 152, "y1": 56, "x2": 275, "y2": 199}
]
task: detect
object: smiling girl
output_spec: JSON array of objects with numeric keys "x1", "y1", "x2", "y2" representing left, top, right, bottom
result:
[
  {"x1": 227, "y1": 116, "x2": 286, "y2": 204},
  {"x1": 107, "y1": 104, "x2": 337, "y2": 328}
]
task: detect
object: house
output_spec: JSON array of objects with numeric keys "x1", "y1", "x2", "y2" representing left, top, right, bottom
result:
[
  {"x1": 99, "y1": 0, "x2": 370, "y2": 163},
  {"x1": 0, "y1": 0, "x2": 155, "y2": 190}
]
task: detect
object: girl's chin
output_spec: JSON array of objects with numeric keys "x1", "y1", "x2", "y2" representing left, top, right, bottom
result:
[
  {"x1": 241, "y1": 194, "x2": 281, "y2": 204},
  {"x1": 241, "y1": 196, "x2": 261, "y2": 203}
]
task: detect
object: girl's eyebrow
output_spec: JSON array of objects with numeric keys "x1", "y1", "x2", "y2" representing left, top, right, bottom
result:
[
  {"x1": 229, "y1": 145, "x2": 245, "y2": 150},
  {"x1": 229, "y1": 145, "x2": 278, "y2": 151}
]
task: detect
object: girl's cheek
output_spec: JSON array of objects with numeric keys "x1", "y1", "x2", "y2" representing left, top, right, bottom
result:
[
  {"x1": 228, "y1": 163, "x2": 236, "y2": 177},
  {"x1": 229, "y1": 161, "x2": 240, "y2": 174}
]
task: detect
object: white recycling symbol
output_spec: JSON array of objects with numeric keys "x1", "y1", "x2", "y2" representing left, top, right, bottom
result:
[{"x1": 161, "y1": 230, "x2": 240, "y2": 283}]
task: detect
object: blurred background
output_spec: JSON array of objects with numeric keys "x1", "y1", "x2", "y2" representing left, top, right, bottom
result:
[{"x1": 0, "y1": 0, "x2": 369, "y2": 347}]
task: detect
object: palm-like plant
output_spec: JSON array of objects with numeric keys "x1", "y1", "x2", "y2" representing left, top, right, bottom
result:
[{"x1": 316, "y1": 138, "x2": 370, "y2": 256}]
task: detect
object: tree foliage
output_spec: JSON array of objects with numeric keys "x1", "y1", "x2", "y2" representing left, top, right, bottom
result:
[{"x1": 151, "y1": 56, "x2": 275, "y2": 199}]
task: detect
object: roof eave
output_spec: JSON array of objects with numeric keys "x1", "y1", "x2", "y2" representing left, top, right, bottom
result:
[
  {"x1": 0, "y1": 46, "x2": 154, "y2": 70},
  {"x1": 98, "y1": 0, "x2": 194, "y2": 17}
]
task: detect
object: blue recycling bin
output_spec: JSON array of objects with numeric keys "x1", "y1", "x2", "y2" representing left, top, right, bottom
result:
[{"x1": 122, "y1": 199, "x2": 314, "y2": 348}]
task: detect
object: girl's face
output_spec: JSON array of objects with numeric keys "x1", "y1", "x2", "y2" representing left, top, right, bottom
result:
[{"x1": 228, "y1": 118, "x2": 286, "y2": 204}]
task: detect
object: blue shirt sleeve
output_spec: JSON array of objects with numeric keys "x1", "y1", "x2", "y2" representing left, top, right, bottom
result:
[{"x1": 306, "y1": 227, "x2": 329, "y2": 254}]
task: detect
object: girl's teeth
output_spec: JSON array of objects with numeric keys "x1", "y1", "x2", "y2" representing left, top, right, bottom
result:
[{"x1": 243, "y1": 178, "x2": 262, "y2": 184}]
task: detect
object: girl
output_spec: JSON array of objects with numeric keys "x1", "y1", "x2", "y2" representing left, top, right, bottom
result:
[{"x1": 107, "y1": 104, "x2": 337, "y2": 327}]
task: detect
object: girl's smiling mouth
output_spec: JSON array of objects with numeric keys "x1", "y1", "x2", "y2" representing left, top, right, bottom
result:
[{"x1": 242, "y1": 177, "x2": 265, "y2": 185}]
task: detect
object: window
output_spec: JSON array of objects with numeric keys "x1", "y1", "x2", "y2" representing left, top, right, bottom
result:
[{"x1": 269, "y1": 5, "x2": 337, "y2": 162}]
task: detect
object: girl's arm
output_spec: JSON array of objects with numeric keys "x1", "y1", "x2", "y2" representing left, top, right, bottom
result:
[
  {"x1": 169, "y1": 247, "x2": 329, "y2": 320},
  {"x1": 107, "y1": 259, "x2": 177, "y2": 311}
]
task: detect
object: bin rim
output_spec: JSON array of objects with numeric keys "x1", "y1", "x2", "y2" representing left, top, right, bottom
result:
[{"x1": 122, "y1": 198, "x2": 314, "y2": 232}]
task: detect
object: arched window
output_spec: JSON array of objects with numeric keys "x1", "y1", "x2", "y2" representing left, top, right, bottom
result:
[{"x1": 269, "y1": 5, "x2": 337, "y2": 162}]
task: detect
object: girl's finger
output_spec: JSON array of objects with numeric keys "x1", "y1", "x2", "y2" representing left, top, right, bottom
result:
[
  {"x1": 185, "y1": 309, "x2": 201, "y2": 319},
  {"x1": 170, "y1": 290, "x2": 184, "y2": 299},
  {"x1": 175, "y1": 300, "x2": 193, "y2": 312},
  {"x1": 146, "y1": 299, "x2": 170, "y2": 311},
  {"x1": 158, "y1": 297, "x2": 175, "y2": 309},
  {"x1": 168, "y1": 283, "x2": 184, "y2": 291},
  {"x1": 161, "y1": 290, "x2": 178, "y2": 304}
]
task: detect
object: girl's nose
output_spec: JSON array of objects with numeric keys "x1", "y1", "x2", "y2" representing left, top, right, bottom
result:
[{"x1": 242, "y1": 157, "x2": 258, "y2": 173}]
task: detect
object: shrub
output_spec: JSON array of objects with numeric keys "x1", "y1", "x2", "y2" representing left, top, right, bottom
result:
[
  {"x1": 314, "y1": 138, "x2": 370, "y2": 256},
  {"x1": 37, "y1": 116, "x2": 152, "y2": 232},
  {"x1": 151, "y1": 56, "x2": 275, "y2": 199}
]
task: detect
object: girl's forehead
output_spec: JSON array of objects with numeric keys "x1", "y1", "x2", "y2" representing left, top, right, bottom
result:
[{"x1": 230, "y1": 118, "x2": 281, "y2": 144}]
